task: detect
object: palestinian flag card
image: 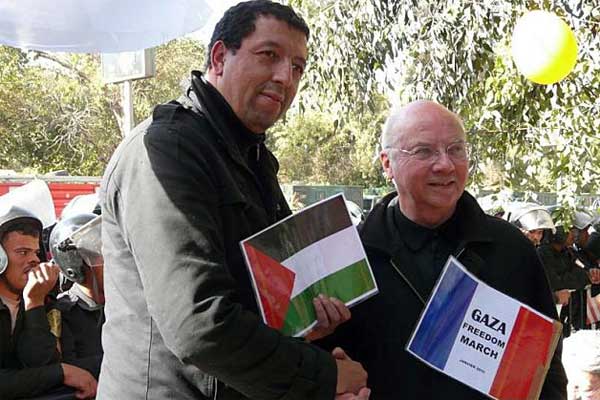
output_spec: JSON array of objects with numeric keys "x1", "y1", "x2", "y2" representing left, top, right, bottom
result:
[{"x1": 241, "y1": 193, "x2": 378, "y2": 337}]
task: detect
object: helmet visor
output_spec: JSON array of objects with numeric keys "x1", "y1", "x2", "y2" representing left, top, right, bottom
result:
[
  {"x1": 69, "y1": 215, "x2": 103, "y2": 267},
  {"x1": 519, "y1": 209, "x2": 555, "y2": 232}
]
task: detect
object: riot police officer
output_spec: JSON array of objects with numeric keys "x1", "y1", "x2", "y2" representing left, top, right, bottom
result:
[
  {"x1": 51, "y1": 213, "x2": 104, "y2": 379},
  {"x1": 0, "y1": 205, "x2": 96, "y2": 399}
]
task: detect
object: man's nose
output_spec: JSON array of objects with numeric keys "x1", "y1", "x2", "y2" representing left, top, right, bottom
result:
[
  {"x1": 273, "y1": 58, "x2": 292, "y2": 87},
  {"x1": 29, "y1": 252, "x2": 40, "y2": 263},
  {"x1": 432, "y1": 150, "x2": 455, "y2": 171}
]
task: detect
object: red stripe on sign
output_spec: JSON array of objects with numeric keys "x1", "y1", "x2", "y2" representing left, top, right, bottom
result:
[
  {"x1": 587, "y1": 289, "x2": 600, "y2": 324},
  {"x1": 243, "y1": 243, "x2": 295, "y2": 330},
  {"x1": 489, "y1": 307, "x2": 555, "y2": 400}
]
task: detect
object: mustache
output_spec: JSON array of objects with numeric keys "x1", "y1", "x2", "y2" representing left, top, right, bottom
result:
[{"x1": 261, "y1": 83, "x2": 285, "y2": 97}]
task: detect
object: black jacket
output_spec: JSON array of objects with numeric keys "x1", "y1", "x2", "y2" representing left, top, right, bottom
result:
[
  {"x1": 537, "y1": 244, "x2": 590, "y2": 291},
  {"x1": 0, "y1": 300, "x2": 63, "y2": 399},
  {"x1": 319, "y1": 191, "x2": 567, "y2": 399},
  {"x1": 56, "y1": 285, "x2": 104, "y2": 378},
  {"x1": 98, "y1": 72, "x2": 336, "y2": 400}
]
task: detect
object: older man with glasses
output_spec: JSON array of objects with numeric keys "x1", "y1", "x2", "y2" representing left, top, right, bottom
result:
[{"x1": 317, "y1": 100, "x2": 567, "y2": 399}]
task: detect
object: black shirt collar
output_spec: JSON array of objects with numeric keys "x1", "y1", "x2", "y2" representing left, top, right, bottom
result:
[
  {"x1": 391, "y1": 196, "x2": 460, "y2": 252},
  {"x1": 362, "y1": 191, "x2": 493, "y2": 255}
]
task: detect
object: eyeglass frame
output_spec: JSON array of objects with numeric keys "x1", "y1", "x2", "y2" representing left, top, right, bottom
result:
[{"x1": 383, "y1": 140, "x2": 471, "y2": 163}]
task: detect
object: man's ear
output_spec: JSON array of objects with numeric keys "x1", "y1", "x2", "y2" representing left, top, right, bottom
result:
[
  {"x1": 210, "y1": 41, "x2": 228, "y2": 76},
  {"x1": 380, "y1": 151, "x2": 393, "y2": 180}
]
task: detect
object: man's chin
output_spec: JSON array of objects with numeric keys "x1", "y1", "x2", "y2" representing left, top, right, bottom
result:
[
  {"x1": 246, "y1": 113, "x2": 281, "y2": 133},
  {"x1": 0, "y1": 277, "x2": 26, "y2": 295},
  {"x1": 426, "y1": 192, "x2": 461, "y2": 210}
]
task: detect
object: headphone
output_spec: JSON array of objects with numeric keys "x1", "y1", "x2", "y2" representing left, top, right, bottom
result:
[
  {"x1": 0, "y1": 206, "x2": 43, "y2": 275},
  {"x1": 0, "y1": 243, "x2": 7, "y2": 275}
]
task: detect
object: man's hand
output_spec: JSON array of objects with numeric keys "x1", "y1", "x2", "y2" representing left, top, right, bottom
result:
[
  {"x1": 555, "y1": 289, "x2": 570, "y2": 306},
  {"x1": 333, "y1": 347, "x2": 368, "y2": 395},
  {"x1": 336, "y1": 387, "x2": 371, "y2": 400},
  {"x1": 589, "y1": 268, "x2": 600, "y2": 284},
  {"x1": 61, "y1": 363, "x2": 97, "y2": 399},
  {"x1": 305, "y1": 294, "x2": 351, "y2": 341},
  {"x1": 23, "y1": 262, "x2": 60, "y2": 310}
]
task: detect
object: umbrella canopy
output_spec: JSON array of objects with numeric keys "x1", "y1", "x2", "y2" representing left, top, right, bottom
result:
[{"x1": 0, "y1": 0, "x2": 212, "y2": 53}]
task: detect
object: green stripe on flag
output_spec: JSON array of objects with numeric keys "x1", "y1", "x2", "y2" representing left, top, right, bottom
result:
[{"x1": 281, "y1": 259, "x2": 375, "y2": 336}]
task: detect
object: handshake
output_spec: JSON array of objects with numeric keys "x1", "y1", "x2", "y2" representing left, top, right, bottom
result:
[
  {"x1": 309, "y1": 295, "x2": 370, "y2": 399},
  {"x1": 334, "y1": 347, "x2": 370, "y2": 400}
]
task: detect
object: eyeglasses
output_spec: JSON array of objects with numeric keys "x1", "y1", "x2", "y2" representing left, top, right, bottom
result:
[{"x1": 385, "y1": 141, "x2": 471, "y2": 163}]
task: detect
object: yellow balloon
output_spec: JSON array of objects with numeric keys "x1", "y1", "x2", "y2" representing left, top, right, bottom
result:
[{"x1": 511, "y1": 10, "x2": 578, "y2": 85}]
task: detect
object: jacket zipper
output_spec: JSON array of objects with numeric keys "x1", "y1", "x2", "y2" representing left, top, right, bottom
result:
[
  {"x1": 389, "y1": 246, "x2": 468, "y2": 306},
  {"x1": 390, "y1": 259, "x2": 426, "y2": 305}
]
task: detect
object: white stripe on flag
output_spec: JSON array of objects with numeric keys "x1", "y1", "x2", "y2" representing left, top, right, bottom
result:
[
  {"x1": 281, "y1": 226, "x2": 365, "y2": 298},
  {"x1": 587, "y1": 288, "x2": 600, "y2": 324}
]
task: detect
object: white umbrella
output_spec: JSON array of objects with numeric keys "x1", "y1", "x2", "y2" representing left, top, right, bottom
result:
[{"x1": 0, "y1": 0, "x2": 212, "y2": 53}]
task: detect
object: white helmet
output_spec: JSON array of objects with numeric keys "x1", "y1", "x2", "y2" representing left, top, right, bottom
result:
[
  {"x1": 573, "y1": 210, "x2": 595, "y2": 230},
  {"x1": 345, "y1": 201, "x2": 365, "y2": 226},
  {"x1": 505, "y1": 202, "x2": 555, "y2": 232},
  {"x1": 0, "y1": 205, "x2": 43, "y2": 274}
]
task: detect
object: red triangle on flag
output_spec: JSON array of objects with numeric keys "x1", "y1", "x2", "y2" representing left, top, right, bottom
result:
[{"x1": 243, "y1": 243, "x2": 296, "y2": 330}]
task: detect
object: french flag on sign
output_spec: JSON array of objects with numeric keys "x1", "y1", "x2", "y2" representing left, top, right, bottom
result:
[
  {"x1": 586, "y1": 288, "x2": 600, "y2": 325},
  {"x1": 407, "y1": 257, "x2": 562, "y2": 400}
]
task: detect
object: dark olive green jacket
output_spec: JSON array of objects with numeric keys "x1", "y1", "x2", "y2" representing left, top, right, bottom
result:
[{"x1": 98, "y1": 72, "x2": 336, "y2": 400}]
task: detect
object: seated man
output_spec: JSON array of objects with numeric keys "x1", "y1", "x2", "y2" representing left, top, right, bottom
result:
[
  {"x1": 0, "y1": 205, "x2": 96, "y2": 399},
  {"x1": 505, "y1": 202, "x2": 554, "y2": 246},
  {"x1": 51, "y1": 213, "x2": 104, "y2": 379},
  {"x1": 587, "y1": 223, "x2": 600, "y2": 265},
  {"x1": 538, "y1": 227, "x2": 595, "y2": 334},
  {"x1": 571, "y1": 210, "x2": 598, "y2": 270}
]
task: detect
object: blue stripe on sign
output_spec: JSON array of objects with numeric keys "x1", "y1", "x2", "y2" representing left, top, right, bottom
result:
[{"x1": 408, "y1": 259, "x2": 478, "y2": 370}]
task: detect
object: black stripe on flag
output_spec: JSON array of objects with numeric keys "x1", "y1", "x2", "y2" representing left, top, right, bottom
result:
[{"x1": 246, "y1": 194, "x2": 353, "y2": 262}]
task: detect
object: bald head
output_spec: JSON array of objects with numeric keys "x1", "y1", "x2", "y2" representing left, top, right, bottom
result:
[
  {"x1": 379, "y1": 100, "x2": 469, "y2": 228},
  {"x1": 381, "y1": 100, "x2": 465, "y2": 150}
]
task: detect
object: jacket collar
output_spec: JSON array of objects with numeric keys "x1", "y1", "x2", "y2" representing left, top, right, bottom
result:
[
  {"x1": 187, "y1": 71, "x2": 265, "y2": 158},
  {"x1": 361, "y1": 190, "x2": 494, "y2": 257},
  {"x1": 361, "y1": 190, "x2": 493, "y2": 288}
]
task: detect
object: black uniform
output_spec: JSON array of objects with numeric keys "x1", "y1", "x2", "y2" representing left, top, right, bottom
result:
[
  {"x1": 0, "y1": 299, "x2": 64, "y2": 399},
  {"x1": 537, "y1": 244, "x2": 589, "y2": 291},
  {"x1": 538, "y1": 244, "x2": 589, "y2": 332},
  {"x1": 56, "y1": 284, "x2": 104, "y2": 378}
]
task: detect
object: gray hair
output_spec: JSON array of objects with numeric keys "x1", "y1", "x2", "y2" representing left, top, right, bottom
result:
[
  {"x1": 563, "y1": 330, "x2": 600, "y2": 374},
  {"x1": 380, "y1": 106, "x2": 405, "y2": 150}
]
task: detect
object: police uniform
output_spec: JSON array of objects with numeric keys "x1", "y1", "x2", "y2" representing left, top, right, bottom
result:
[{"x1": 56, "y1": 284, "x2": 104, "y2": 378}]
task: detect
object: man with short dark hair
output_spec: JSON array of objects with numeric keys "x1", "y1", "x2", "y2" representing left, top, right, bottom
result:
[
  {"x1": 319, "y1": 101, "x2": 567, "y2": 399},
  {"x1": 0, "y1": 206, "x2": 97, "y2": 399},
  {"x1": 505, "y1": 202, "x2": 554, "y2": 246},
  {"x1": 98, "y1": 1, "x2": 367, "y2": 399}
]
